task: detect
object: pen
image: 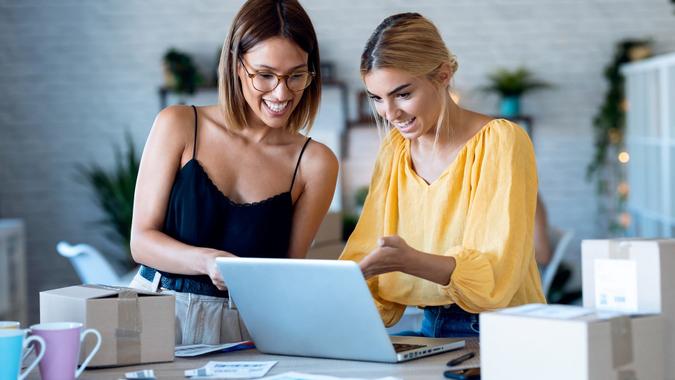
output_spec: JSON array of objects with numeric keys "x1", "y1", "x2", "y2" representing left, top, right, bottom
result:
[{"x1": 447, "y1": 351, "x2": 475, "y2": 367}]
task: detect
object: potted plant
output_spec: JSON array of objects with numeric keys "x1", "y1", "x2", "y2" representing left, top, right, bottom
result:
[
  {"x1": 342, "y1": 186, "x2": 370, "y2": 241},
  {"x1": 77, "y1": 133, "x2": 139, "y2": 270},
  {"x1": 481, "y1": 67, "x2": 551, "y2": 118},
  {"x1": 162, "y1": 48, "x2": 203, "y2": 95}
]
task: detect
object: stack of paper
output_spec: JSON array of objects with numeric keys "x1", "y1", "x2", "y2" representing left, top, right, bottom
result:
[
  {"x1": 175, "y1": 341, "x2": 255, "y2": 357},
  {"x1": 185, "y1": 361, "x2": 277, "y2": 379}
]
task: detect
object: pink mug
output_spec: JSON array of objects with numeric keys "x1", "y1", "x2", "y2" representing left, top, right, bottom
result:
[{"x1": 30, "y1": 322, "x2": 101, "y2": 380}]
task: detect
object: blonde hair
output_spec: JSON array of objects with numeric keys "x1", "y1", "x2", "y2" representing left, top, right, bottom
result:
[
  {"x1": 360, "y1": 13, "x2": 459, "y2": 144},
  {"x1": 218, "y1": 0, "x2": 321, "y2": 133}
]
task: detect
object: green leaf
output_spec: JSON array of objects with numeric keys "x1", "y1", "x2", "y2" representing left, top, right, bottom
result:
[
  {"x1": 76, "y1": 132, "x2": 139, "y2": 269},
  {"x1": 481, "y1": 66, "x2": 552, "y2": 97}
]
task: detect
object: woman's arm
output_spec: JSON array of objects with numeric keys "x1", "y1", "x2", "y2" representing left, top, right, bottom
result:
[
  {"x1": 130, "y1": 105, "x2": 232, "y2": 290},
  {"x1": 339, "y1": 133, "x2": 407, "y2": 326},
  {"x1": 359, "y1": 236, "x2": 456, "y2": 285},
  {"x1": 286, "y1": 140, "x2": 339, "y2": 259}
]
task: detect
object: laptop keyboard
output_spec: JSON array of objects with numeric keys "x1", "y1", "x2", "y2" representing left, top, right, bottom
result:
[{"x1": 393, "y1": 343, "x2": 426, "y2": 353}]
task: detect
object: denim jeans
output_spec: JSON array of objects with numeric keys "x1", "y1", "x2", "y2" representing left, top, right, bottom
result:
[{"x1": 397, "y1": 304, "x2": 480, "y2": 338}]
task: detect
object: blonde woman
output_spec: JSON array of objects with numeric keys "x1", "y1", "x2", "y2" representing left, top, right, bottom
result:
[
  {"x1": 340, "y1": 13, "x2": 545, "y2": 338},
  {"x1": 130, "y1": 0, "x2": 338, "y2": 344}
]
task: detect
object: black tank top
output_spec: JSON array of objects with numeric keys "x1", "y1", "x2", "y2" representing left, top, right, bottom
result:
[{"x1": 140, "y1": 105, "x2": 311, "y2": 297}]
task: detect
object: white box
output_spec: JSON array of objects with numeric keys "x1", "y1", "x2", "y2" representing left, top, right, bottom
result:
[
  {"x1": 582, "y1": 239, "x2": 675, "y2": 379},
  {"x1": 581, "y1": 239, "x2": 675, "y2": 314},
  {"x1": 480, "y1": 304, "x2": 663, "y2": 380},
  {"x1": 631, "y1": 314, "x2": 664, "y2": 380}
]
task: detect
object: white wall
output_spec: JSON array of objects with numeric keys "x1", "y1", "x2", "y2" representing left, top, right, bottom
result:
[{"x1": 1, "y1": 0, "x2": 674, "y2": 320}]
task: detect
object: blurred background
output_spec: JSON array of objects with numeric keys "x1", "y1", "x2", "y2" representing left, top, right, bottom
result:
[{"x1": 1, "y1": 0, "x2": 675, "y2": 325}]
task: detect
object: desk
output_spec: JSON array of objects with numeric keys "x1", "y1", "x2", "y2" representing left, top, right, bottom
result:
[{"x1": 27, "y1": 338, "x2": 479, "y2": 380}]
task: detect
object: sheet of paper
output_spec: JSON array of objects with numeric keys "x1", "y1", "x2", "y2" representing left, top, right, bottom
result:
[
  {"x1": 500, "y1": 304, "x2": 594, "y2": 319},
  {"x1": 261, "y1": 373, "x2": 401, "y2": 380},
  {"x1": 175, "y1": 341, "x2": 254, "y2": 357},
  {"x1": 124, "y1": 369, "x2": 155, "y2": 379},
  {"x1": 594, "y1": 258, "x2": 639, "y2": 313},
  {"x1": 185, "y1": 361, "x2": 277, "y2": 379}
]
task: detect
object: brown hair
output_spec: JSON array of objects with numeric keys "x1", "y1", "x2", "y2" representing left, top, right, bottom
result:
[
  {"x1": 361, "y1": 13, "x2": 459, "y2": 142},
  {"x1": 218, "y1": 0, "x2": 321, "y2": 133}
]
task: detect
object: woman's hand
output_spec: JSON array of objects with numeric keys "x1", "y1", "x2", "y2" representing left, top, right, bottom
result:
[
  {"x1": 359, "y1": 235, "x2": 416, "y2": 279},
  {"x1": 204, "y1": 249, "x2": 235, "y2": 291}
]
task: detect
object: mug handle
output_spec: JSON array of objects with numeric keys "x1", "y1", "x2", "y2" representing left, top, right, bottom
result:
[
  {"x1": 19, "y1": 335, "x2": 45, "y2": 380},
  {"x1": 75, "y1": 328, "x2": 101, "y2": 378},
  {"x1": 21, "y1": 343, "x2": 34, "y2": 362}
]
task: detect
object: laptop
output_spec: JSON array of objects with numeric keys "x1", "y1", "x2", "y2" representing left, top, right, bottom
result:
[{"x1": 216, "y1": 257, "x2": 465, "y2": 363}]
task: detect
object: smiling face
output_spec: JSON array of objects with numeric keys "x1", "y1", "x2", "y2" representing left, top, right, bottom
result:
[
  {"x1": 238, "y1": 36, "x2": 310, "y2": 129},
  {"x1": 363, "y1": 67, "x2": 446, "y2": 140}
]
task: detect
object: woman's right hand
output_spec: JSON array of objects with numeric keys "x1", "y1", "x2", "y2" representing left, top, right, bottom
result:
[{"x1": 204, "y1": 249, "x2": 235, "y2": 291}]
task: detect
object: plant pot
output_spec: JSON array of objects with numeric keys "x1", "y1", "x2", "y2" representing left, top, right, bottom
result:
[{"x1": 499, "y1": 96, "x2": 521, "y2": 118}]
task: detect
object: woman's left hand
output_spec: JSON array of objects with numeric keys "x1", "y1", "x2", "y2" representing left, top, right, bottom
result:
[{"x1": 359, "y1": 235, "x2": 417, "y2": 279}]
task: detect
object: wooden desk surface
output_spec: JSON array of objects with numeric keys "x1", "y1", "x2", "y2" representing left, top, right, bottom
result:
[{"x1": 27, "y1": 338, "x2": 479, "y2": 380}]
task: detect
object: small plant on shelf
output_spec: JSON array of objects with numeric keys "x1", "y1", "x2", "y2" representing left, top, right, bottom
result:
[
  {"x1": 163, "y1": 48, "x2": 203, "y2": 95},
  {"x1": 481, "y1": 67, "x2": 551, "y2": 118}
]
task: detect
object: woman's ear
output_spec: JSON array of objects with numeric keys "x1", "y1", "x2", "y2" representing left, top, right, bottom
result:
[{"x1": 435, "y1": 62, "x2": 453, "y2": 87}]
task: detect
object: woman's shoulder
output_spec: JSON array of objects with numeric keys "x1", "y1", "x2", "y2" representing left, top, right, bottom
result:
[
  {"x1": 377, "y1": 128, "x2": 407, "y2": 156},
  {"x1": 145, "y1": 105, "x2": 200, "y2": 153},
  {"x1": 302, "y1": 136, "x2": 339, "y2": 173},
  {"x1": 152, "y1": 104, "x2": 198, "y2": 138},
  {"x1": 292, "y1": 136, "x2": 339, "y2": 191},
  {"x1": 473, "y1": 118, "x2": 532, "y2": 149}
]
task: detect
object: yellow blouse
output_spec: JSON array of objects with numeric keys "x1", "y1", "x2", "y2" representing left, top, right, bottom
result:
[{"x1": 339, "y1": 119, "x2": 546, "y2": 326}]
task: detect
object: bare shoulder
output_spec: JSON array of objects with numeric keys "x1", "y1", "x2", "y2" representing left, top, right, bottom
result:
[
  {"x1": 152, "y1": 105, "x2": 196, "y2": 137},
  {"x1": 197, "y1": 104, "x2": 227, "y2": 127},
  {"x1": 303, "y1": 138, "x2": 338, "y2": 171},
  {"x1": 143, "y1": 105, "x2": 199, "y2": 166},
  {"x1": 146, "y1": 105, "x2": 198, "y2": 153},
  {"x1": 295, "y1": 138, "x2": 339, "y2": 187}
]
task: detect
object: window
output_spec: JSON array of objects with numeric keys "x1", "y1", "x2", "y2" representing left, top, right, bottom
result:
[{"x1": 623, "y1": 53, "x2": 675, "y2": 237}]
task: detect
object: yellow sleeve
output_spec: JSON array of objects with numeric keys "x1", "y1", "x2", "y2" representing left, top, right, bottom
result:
[
  {"x1": 440, "y1": 125, "x2": 538, "y2": 313},
  {"x1": 339, "y1": 134, "x2": 406, "y2": 327}
]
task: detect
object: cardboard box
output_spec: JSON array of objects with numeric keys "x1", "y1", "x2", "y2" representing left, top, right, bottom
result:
[
  {"x1": 40, "y1": 284, "x2": 175, "y2": 367},
  {"x1": 307, "y1": 212, "x2": 345, "y2": 260},
  {"x1": 313, "y1": 212, "x2": 343, "y2": 245},
  {"x1": 582, "y1": 239, "x2": 675, "y2": 379},
  {"x1": 581, "y1": 239, "x2": 675, "y2": 314},
  {"x1": 480, "y1": 304, "x2": 663, "y2": 380},
  {"x1": 307, "y1": 242, "x2": 345, "y2": 260},
  {"x1": 631, "y1": 314, "x2": 664, "y2": 380}
]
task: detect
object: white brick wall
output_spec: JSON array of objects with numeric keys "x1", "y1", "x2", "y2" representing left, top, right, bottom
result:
[{"x1": 1, "y1": 0, "x2": 674, "y2": 321}]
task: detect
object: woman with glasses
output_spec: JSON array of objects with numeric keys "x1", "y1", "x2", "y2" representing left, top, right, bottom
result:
[
  {"x1": 339, "y1": 13, "x2": 545, "y2": 338},
  {"x1": 129, "y1": 0, "x2": 338, "y2": 344}
]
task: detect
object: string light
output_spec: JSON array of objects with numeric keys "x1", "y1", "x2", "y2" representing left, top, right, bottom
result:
[
  {"x1": 618, "y1": 212, "x2": 631, "y2": 228},
  {"x1": 617, "y1": 182, "x2": 629, "y2": 197},
  {"x1": 618, "y1": 151, "x2": 630, "y2": 163}
]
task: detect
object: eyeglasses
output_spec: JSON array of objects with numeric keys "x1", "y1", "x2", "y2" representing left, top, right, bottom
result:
[{"x1": 239, "y1": 59, "x2": 315, "y2": 92}]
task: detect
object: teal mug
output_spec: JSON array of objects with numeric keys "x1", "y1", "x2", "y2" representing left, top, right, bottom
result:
[{"x1": 0, "y1": 329, "x2": 45, "y2": 380}]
